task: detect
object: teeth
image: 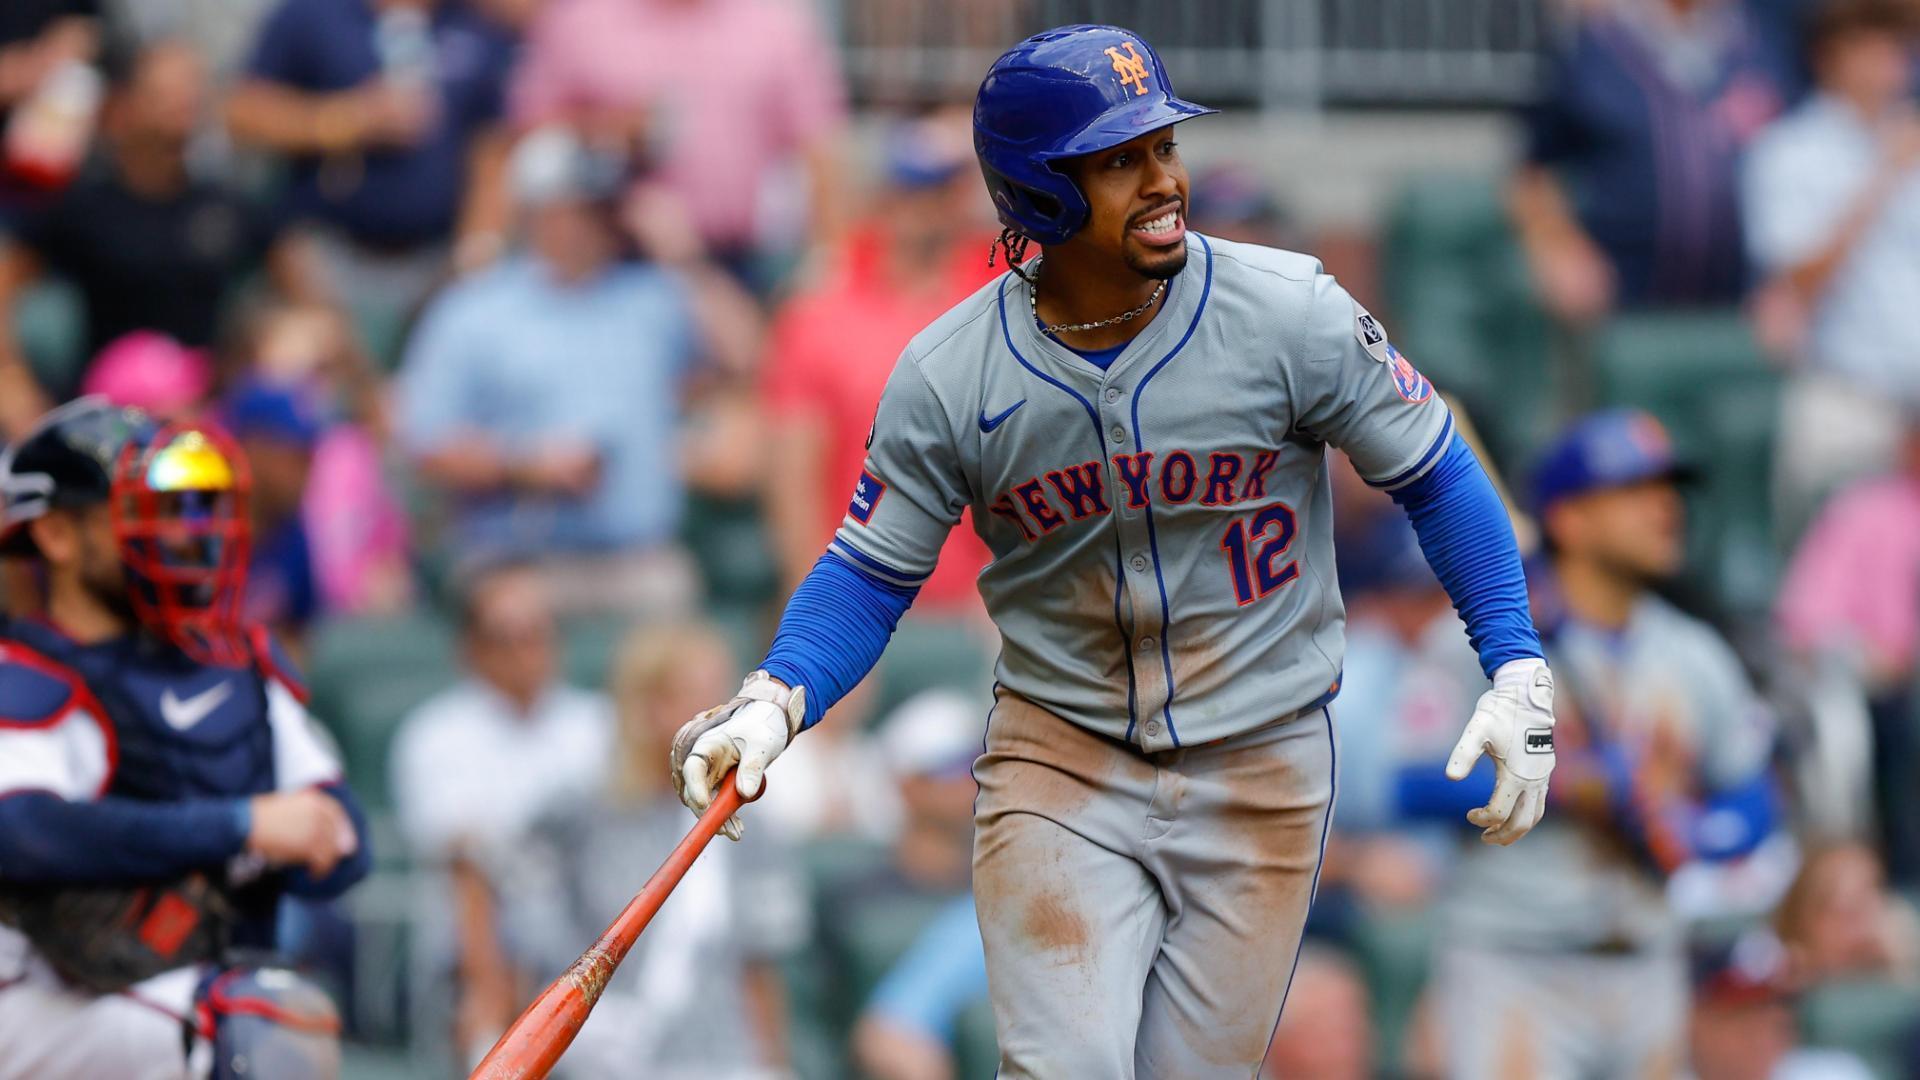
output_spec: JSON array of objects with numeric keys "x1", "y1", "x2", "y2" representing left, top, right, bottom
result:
[{"x1": 1137, "y1": 212, "x2": 1177, "y2": 235}]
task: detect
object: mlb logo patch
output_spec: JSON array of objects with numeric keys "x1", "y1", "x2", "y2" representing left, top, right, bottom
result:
[
  {"x1": 849, "y1": 469, "x2": 887, "y2": 524},
  {"x1": 1387, "y1": 345, "x2": 1432, "y2": 404}
]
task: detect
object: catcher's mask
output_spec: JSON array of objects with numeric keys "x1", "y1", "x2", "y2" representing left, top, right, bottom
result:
[{"x1": 109, "y1": 423, "x2": 253, "y2": 666}]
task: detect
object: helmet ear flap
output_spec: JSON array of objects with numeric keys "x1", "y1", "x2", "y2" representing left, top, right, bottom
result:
[{"x1": 979, "y1": 160, "x2": 1086, "y2": 247}]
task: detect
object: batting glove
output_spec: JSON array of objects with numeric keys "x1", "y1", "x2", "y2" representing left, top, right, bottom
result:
[
  {"x1": 1446, "y1": 657, "x2": 1557, "y2": 846},
  {"x1": 670, "y1": 670, "x2": 805, "y2": 840}
]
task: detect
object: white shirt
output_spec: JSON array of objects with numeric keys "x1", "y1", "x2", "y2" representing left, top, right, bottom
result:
[
  {"x1": 1743, "y1": 94, "x2": 1920, "y2": 401},
  {"x1": 390, "y1": 678, "x2": 613, "y2": 863}
]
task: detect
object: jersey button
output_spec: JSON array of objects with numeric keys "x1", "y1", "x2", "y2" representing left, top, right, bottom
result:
[
  {"x1": 1104, "y1": 387, "x2": 1121, "y2": 403},
  {"x1": 1138, "y1": 636, "x2": 1156, "y2": 652},
  {"x1": 1130, "y1": 554, "x2": 1147, "y2": 572},
  {"x1": 1145, "y1": 720, "x2": 1162, "y2": 737},
  {"x1": 1110, "y1": 424, "x2": 1126, "y2": 444}
]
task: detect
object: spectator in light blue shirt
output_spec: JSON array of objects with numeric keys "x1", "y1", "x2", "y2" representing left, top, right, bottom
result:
[
  {"x1": 397, "y1": 126, "x2": 752, "y2": 615},
  {"x1": 1742, "y1": 0, "x2": 1920, "y2": 523},
  {"x1": 853, "y1": 894, "x2": 989, "y2": 1080}
]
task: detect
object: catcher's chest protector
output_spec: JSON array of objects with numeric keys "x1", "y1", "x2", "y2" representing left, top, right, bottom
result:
[{"x1": 3, "y1": 617, "x2": 278, "y2": 804}]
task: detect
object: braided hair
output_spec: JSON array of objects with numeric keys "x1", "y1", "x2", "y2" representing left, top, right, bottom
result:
[{"x1": 988, "y1": 228, "x2": 1036, "y2": 284}]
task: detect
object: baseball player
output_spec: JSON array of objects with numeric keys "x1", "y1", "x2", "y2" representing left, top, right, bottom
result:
[
  {"x1": 673, "y1": 25, "x2": 1558, "y2": 1077},
  {"x1": 1399, "y1": 410, "x2": 1780, "y2": 1079},
  {"x1": 0, "y1": 399, "x2": 369, "y2": 1079}
]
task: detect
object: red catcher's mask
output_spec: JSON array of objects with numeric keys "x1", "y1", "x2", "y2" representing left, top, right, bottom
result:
[{"x1": 109, "y1": 424, "x2": 253, "y2": 666}]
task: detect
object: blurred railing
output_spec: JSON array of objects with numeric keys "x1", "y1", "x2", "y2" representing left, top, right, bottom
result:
[{"x1": 829, "y1": 0, "x2": 1546, "y2": 109}]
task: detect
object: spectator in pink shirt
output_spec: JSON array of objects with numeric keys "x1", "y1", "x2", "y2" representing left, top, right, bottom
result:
[
  {"x1": 509, "y1": 0, "x2": 848, "y2": 286},
  {"x1": 1777, "y1": 414, "x2": 1920, "y2": 882}
]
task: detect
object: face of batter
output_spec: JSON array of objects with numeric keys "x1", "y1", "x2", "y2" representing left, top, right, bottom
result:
[{"x1": 1056, "y1": 126, "x2": 1191, "y2": 281}]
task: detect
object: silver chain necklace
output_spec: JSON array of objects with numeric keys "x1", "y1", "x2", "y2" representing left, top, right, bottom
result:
[{"x1": 1029, "y1": 260, "x2": 1166, "y2": 336}]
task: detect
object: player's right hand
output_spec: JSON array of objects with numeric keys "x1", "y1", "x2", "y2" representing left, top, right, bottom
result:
[
  {"x1": 246, "y1": 788, "x2": 359, "y2": 877},
  {"x1": 670, "y1": 670, "x2": 806, "y2": 840},
  {"x1": 1446, "y1": 658, "x2": 1557, "y2": 846}
]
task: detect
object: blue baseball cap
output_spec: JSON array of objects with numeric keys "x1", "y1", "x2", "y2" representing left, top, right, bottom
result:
[
  {"x1": 883, "y1": 117, "x2": 971, "y2": 191},
  {"x1": 1531, "y1": 409, "x2": 1695, "y2": 511}
]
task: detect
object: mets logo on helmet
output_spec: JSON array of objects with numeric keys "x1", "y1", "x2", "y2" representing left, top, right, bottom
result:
[{"x1": 1106, "y1": 42, "x2": 1151, "y2": 96}]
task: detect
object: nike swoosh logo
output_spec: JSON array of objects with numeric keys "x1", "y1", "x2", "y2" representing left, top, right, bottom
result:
[
  {"x1": 979, "y1": 400, "x2": 1027, "y2": 433},
  {"x1": 160, "y1": 682, "x2": 234, "y2": 731}
]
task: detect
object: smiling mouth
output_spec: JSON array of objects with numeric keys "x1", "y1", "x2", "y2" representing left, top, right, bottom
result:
[{"x1": 1129, "y1": 202, "x2": 1185, "y2": 245}]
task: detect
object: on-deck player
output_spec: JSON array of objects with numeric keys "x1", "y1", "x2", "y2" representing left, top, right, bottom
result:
[
  {"x1": 0, "y1": 399, "x2": 368, "y2": 1079},
  {"x1": 672, "y1": 25, "x2": 1559, "y2": 1077}
]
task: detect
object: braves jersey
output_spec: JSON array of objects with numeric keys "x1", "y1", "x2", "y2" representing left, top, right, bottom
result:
[{"x1": 834, "y1": 233, "x2": 1452, "y2": 748}]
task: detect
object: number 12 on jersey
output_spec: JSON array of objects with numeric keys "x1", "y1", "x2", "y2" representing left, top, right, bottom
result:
[{"x1": 1219, "y1": 503, "x2": 1301, "y2": 606}]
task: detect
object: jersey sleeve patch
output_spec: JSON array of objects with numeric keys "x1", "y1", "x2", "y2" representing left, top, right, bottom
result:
[
  {"x1": 1353, "y1": 304, "x2": 1392, "y2": 364},
  {"x1": 848, "y1": 469, "x2": 888, "y2": 525}
]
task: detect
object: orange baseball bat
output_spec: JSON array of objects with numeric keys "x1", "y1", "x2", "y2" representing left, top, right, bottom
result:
[{"x1": 468, "y1": 774, "x2": 751, "y2": 1080}]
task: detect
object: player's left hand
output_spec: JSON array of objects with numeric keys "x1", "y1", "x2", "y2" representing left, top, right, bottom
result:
[{"x1": 1446, "y1": 657, "x2": 1557, "y2": 845}]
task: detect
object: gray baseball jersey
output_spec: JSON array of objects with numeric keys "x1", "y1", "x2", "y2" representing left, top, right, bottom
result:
[{"x1": 832, "y1": 233, "x2": 1452, "y2": 749}]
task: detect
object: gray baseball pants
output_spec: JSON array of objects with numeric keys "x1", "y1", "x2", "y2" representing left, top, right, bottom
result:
[{"x1": 971, "y1": 688, "x2": 1337, "y2": 1078}]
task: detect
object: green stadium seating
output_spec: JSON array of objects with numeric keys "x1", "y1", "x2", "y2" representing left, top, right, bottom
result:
[
  {"x1": 1798, "y1": 977, "x2": 1920, "y2": 1079},
  {"x1": 15, "y1": 278, "x2": 87, "y2": 399},
  {"x1": 1590, "y1": 312, "x2": 1782, "y2": 617},
  {"x1": 681, "y1": 493, "x2": 781, "y2": 608},
  {"x1": 1381, "y1": 174, "x2": 1557, "y2": 470},
  {"x1": 873, "y1": 618, "x2": 995, "y2": 728},
  {"x1": 305, "y1": 610, "x2": 460, "y2": 813}
]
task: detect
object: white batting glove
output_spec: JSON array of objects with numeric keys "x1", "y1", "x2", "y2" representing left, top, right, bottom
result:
[
  {"x1": 1446, "y1": 657, "x2": 1557, "y2": 846},
  {"x1": 670, "y1": 671, "x2": 805, "y2": 841}
]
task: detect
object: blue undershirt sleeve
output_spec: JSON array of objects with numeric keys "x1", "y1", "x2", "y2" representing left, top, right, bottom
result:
[
  {"x1": 761, "y1": 551, "x2": 920, "y2": 730},
  {"x1": 1390, "y1": 433, "x2": 1544, "y2": 678},
  {"x1": 0, "y1": 791, "x2": 251, "y2": 884}
]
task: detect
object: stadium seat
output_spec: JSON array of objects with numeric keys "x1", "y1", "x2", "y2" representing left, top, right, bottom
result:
[
  {"x1": 680, "y1": 493, "x2": 780, "y2": 608},
  {"x1": 1591, "y1": 312, "x2": 1782, "y2": 616},
  {"x1": 1381, "y1": 174, "x2": 1556, "y2": 470},
  {"x1": 873, "y1": 617, "x2": 995, "y2": 727},
  {"x1": 1797, "y1": 977, "x2": 1920, "y2": 1079},
  {"x1": 15, "y1": 277, "x2": 87, "y2": 399},
  {"x1": 305, "y1": 610, "x2": 461, "y2": 814}
]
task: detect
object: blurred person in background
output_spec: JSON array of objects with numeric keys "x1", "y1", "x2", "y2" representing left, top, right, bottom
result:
[
  {"x1": 812, "y1": 691, "x2": 982, "y2": 1058},
  {"x1": 1773, "y1": 842, "x2": 1920, "y2": 986},
  {"x1": 1777, "y1": 415, "x2": 1920, "y2": 882},
  {"x1": 762, "y1": 113, "x2": 994, "y2": 619},
  {"x1": 397, "y1": 125, "x2": 755, "y2": 616},
  {"x1": 1511, "y1": 0, "x2": 1791, "y2": 323},
  {"x1": 1400, "y1": 409, "x2": 1781, "y2": 1080},
  {"x1": 0, "y1": 39, "x2": 324, "y2": 433},
  {"x1": 508, "y1": 0, "x2": 848, "y2": 286},
  {"x1": 225, "y1": 0, "x2": 518, "y2": 356},
  {"x1": 1259, "y1": 943, "x2": 1377, "y2": 1080},
  {"x1": 0, "y1": 0, "x2": 99, "y2": 215},
  {"x1": 538, "y1": 620, "x2": 802, "y2": 1079},
  {"x1": 78, "y1": 329, "x2": 215, "y2": 421},
  {"x1": 1688, "y1": 935, "x2": 1877, "y2": 1080},
  {"x1": 225, "y1": 380, "x2": 323, "y2": 647},
  {"x1": 852, "y1": 892, "x2": 988, "y2": 1080},
  {"x1": 388, "y1": 559, "x2": 612, "y2": 1062},
  {"x1": 239, "y1": 301, "x2": 414, "y2": 617},
  {"x1": 1742, "y1": 0, "x2": 1920, "y2": 528},
  {"x1": 1185, "y1": 161, "x2": 1293, "y2": 250}
]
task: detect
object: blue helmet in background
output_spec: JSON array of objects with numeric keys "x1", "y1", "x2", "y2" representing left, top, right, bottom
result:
[{"x1": 974, "y1": 25, "x2": 1216, "y2": 245}]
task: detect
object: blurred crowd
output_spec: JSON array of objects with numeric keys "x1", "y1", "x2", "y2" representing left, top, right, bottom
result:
[{"x1": 1, "y1": 0, "x2": 1919, "y2": 1077}]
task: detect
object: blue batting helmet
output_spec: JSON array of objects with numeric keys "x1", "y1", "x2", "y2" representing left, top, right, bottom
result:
[{"x1": 974, "y1": 25, "x2": 1216, "y2": 245}]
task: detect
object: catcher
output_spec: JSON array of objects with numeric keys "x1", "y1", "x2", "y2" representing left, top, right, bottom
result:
[{"x1": 0, "y1": 398, "x2": 367, "y2": 1079}]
